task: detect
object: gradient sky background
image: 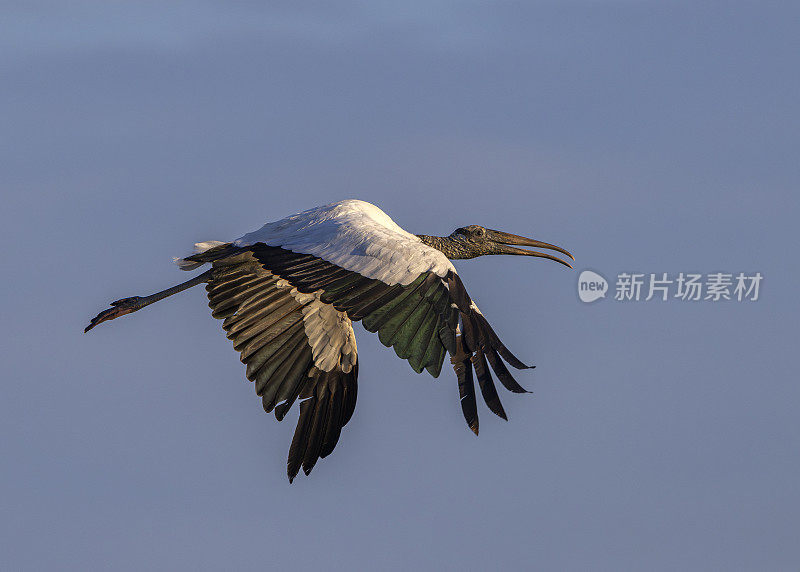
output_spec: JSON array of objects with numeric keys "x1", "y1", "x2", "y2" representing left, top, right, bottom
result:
[{"x1": 2, "y1": 2, "x2": 798, "y2": 570}]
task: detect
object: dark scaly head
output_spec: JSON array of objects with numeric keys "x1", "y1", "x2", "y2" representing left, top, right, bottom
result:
[{"x1": 418, "y1": 225, "x2": 574, "y2": 267}]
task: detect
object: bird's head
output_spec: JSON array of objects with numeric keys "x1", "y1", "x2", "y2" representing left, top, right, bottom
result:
[{"x1": 447, "y1": 225, "x2": 574, "y2": 267}]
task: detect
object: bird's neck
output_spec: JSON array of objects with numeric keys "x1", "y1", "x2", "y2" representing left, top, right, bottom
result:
[{"x1": 416, "y1": 234, "x2": 475, "y2": 260}]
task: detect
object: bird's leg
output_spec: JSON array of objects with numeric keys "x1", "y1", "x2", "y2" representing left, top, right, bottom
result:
[{"x1": 84, "y1": 269, "x2": 213, "y2": 333}]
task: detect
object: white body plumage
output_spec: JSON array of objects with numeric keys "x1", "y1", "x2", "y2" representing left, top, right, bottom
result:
[{"x1": 177, "y1": 199, "x2": 455, "y2": 286}]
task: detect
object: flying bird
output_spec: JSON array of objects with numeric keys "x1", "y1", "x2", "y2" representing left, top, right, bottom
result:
[{"x1": 85, "y1": 200, "x2": 573, "y2": 482}]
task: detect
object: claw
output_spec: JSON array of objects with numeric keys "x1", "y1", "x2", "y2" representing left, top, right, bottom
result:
[{"x1": 84, "y1": 297, "x2": 143, "y2": 333}]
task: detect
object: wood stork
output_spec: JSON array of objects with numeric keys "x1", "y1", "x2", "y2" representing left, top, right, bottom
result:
[{"x1": 85, "y1": 200, "x2": 573, "y2": 482}]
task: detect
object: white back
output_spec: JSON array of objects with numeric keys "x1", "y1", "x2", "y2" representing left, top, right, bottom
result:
[{"x1": 231, "y1": 200, "x2": 455, "y2": 285}]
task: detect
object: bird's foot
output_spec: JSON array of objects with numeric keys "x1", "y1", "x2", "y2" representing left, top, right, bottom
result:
[{"x1": 84, "y1": 296, "x2": 144, "y2": 333}]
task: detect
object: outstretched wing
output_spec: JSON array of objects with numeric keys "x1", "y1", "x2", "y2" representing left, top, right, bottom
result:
[
  {"x1": 180, "y1": 199, "x2": 533, "y2": 460},
  {"x1": 189, "y1": 241, "x2": 533, "y2": 438},
  {"x1": 242, "y1": 245, "x2": 534, "y2": 436},
  {"x1": 203, "y1": 249, "x2": 358, "y2": 482}
]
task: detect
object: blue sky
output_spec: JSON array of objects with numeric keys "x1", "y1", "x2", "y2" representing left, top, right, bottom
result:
[{"x1": 2, "y1": 2, "x2": 798, "y2": 570}]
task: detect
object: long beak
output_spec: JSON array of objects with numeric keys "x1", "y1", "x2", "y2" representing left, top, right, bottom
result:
[{"x1": 487, "y1": 229, "x2": 574, "y2": 268}]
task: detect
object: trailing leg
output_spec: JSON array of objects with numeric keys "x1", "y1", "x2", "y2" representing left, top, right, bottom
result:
[{"x1": 84, "y1": 269, "x2": 213, "y2": 332}]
